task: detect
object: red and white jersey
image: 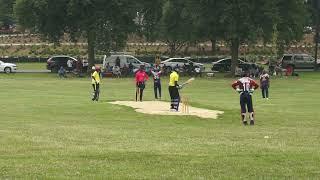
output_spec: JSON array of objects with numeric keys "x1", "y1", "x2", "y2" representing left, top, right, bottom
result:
[{"x1": 232, "y1": 77, "x2": 259, "y2": 91}]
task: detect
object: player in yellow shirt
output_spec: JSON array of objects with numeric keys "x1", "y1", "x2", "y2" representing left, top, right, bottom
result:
[
  {"x1": 91, "y1": 66, "x2": 101, "y2": 101},
  {"x1": 168, "y1": 67, "x2": 182, "y2": 111}
]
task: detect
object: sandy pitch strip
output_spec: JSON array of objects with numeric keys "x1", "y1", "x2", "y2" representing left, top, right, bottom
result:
[{"x1": 109, "y1": 101, "x2": 224, "y2": 119}]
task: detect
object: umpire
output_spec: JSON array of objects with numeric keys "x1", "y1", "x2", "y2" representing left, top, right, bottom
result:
[{"x1": 168, "y1": 67, "x2": 182, "y2": 111}]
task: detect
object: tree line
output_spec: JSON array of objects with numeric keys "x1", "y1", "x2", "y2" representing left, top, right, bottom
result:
[{"x1": 0, "y1": 0, "x2": 318, "y2": 74}]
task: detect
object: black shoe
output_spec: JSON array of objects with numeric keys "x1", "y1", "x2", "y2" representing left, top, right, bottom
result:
[
  {"x1": 92, "y1": 98, "x2": 95, "y2": 101},
  {"x1": 250, "y1": 120, "x2": 255, "y2": 125},
  {"x1": 243, "y1": 121, "x2": 248, "y2": 125}
]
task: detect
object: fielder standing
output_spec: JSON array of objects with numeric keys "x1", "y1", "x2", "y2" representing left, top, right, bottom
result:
[
  {"x1": 168, "y1": 67, "x2": 182, "y2": 111},
  {"x1": 135, "y1": 65, "x2": 149, "y2": 102},
  {"x1": 232, "y1": 72, "x2": 259, "y2": 125},
  {"x1": 91, "y1": 66, "x2": 101, "y2": 101},
  {"x1": 260, "y1": 70, "x2": 270, "y2": 99},
  {"x1": 151, "y1": 64, "x2": 162, "y2": 99}
]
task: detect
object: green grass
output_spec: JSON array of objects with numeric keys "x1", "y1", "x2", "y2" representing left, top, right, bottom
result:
[
  {"x1": 16, "y1": 63, "x2": 46, "y2": 70},
  {"x1": 0, "y1": 73, "x2": 320, "y2": 179}
]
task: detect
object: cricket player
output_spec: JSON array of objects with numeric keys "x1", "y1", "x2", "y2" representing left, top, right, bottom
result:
[
  {"x1": 151, "y1": 64, "x2": 162, "y2": 99},
  {"x1": 168, "y1": 67, "x2": 182, "y2": 111},
  {"x1": 232, "y1": 72, "x2": 259, "y2": 125},
  {"x1": 135, "y1": 65, "x2": 149, "y2": 102},
  {"x1": 260, "y1": 70, "x2": 270, "y2": 99},
  {"x1": 91, "y1": 66, "x2": 101, "y2": 101}
]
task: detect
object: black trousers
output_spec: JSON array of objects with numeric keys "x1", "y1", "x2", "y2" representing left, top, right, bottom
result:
[
  {"x1": 261, "y1": 87, "x2": 269, "y2": 98},
  {"x1": 92, "y1": 83, "x2": 100, "y2": 100},
  {"x1": 240, "y1": 92, "x2": 253, "y2": 113},
  {"x1": 169, "y1": 86, "x2": 180, "y2": 110},
  {"x1": 136, "y1": 82, "x2": 145, "y2": 101},
  {"x1": 154, "y1": 80, "x2": 161, "y2": 99}
]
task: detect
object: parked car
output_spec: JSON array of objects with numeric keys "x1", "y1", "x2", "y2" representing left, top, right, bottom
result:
[
  {"x1": 102, "y1": 54, "x2": 150, "y2": 70},
  {"x1": 160, "y1": 58, "x2": 204, "y2": 71},
  {"x1": 0, "y1": 60, "x2": 17, "y2": 73},
  {"x1": 211, "y1": 58, "x2": 257, "y2": 72},
  {"x1": 280, "y1": 54, "x2": 320, "y2": 70},
  {"x1": 46, "y1": 55, "x2": 78, "y2": 72}
]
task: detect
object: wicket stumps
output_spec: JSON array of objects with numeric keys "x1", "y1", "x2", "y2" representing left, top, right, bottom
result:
[{"x1": 181, "y1": 96, "x2": 190, "y2": 114}]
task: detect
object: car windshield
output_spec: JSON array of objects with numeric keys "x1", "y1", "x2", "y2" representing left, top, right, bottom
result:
[
  {"x1": 127, "y1": 57, "x2": 141, "y2": 64},
  {"x1": 283, "y1": 56, "x2": 292, "y2": 61}
]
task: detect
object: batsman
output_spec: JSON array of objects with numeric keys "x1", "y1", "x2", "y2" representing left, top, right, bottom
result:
[
  {"x1": 91, "y1": 66, "x2": 101, "y2": 101},
  {"x1": 168, "y1": 67, "x2": 182, "y2": 111},
  {"x1": 232, "y1": 72, "x2": 259, "y2": 125}
]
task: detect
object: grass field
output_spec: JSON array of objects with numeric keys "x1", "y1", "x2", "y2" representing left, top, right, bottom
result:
[
  {"x1": 0, "y1": 73, "x2": 320, "y2": 179},
  {"x1": 16, "y1": 63, "x2": 46, "y2": 70}
]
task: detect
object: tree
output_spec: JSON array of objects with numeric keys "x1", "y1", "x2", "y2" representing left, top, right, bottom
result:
[
  {"x1": 135, "y1": 0, "x2": 165, "y2": 41},
  {"x1": 158, "y1": 0, "x2": 196, "y2": 57},
  {"x1": 186, "y1": 0, "x2": 225, "y2": 55},
  {"x1": 218, "y1": 0, "x2": 278, "y2": 75},
  {"x1": 0, "y1": 0, "x2": 15, "y2": 29},
  {"x1": 14, "y1": 0, "x2": 139, "y2": 69},
  {"x1": 275, "y1": 0, "x2": 308, "y2": 58}
]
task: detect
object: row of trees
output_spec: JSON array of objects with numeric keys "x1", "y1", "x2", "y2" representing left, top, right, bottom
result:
[{"x1": 0, "y1": 0, "x2": 317, "y2": 74}]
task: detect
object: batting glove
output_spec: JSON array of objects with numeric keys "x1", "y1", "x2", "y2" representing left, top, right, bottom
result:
[{"x1": 236, "y1": 88, "x2": 242, "y2": 93}]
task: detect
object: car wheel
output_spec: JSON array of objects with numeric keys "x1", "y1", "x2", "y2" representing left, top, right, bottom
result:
[{"x1": 4, "y1": 67, "x2": 11, "y2": 74}]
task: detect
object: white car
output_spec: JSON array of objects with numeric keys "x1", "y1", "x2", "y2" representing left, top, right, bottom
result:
[
  {"x1": 102, "y1": 54, "x2": 150, "y2": 69},
  {"x1": 160, "y1": 58, "x2": 204, "y2": 71},
  {"x1": 0, "y1": 60, "x2": 17, "y2": 73}
]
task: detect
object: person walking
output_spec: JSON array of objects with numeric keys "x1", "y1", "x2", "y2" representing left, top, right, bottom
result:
[
  {"x1": 135, "y1": 65, "x2": 149, "y2": 102},
  {"x1": 91, "y1": 66, "x2": 101, "y2": 101},
  {"x1": 232, "y1": 72, "x2": 259, "y2": 125},
  {"x1": 260, "y1": 70, "x2": 270, "y2": 99},
  {"x1": 168, "y1": 67, "x2": 182, "y2": 111},
  {"x1": 151, "y1": 64, "x2": 162, "y2": 99}
]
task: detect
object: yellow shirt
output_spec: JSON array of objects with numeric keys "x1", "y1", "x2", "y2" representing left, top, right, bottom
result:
[
  {"x1": 169, "y1": 71, "x2": 179, "y2": 86},
  {"x1": 91, "y1": 71, "x2": 100, "y2": 84}
]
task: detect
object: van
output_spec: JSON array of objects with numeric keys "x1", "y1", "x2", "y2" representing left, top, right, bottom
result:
[{"x1": 102, "y1": 54, "x2": 150, "y2": 70}]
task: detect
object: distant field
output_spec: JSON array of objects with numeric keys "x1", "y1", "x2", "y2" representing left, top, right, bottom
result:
[{"x1": 0, "y1": 73, "x2": 319, "y2": 179}]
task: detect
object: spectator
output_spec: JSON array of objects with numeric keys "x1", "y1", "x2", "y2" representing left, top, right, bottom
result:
[
  {"x1": 194, "y1": 66, "x2": 202, "y2": 77},
  {"x1": 115, "y1": 56, "x2": 121, "y2": 67},
  {"x1": 82, "y1": 59, "x2": 88, "y2": 72},
  {"x1": 105, "y1": 62, "x2": 111, "y2": 72},
  {"x1": 67, "y1": 59, "x2": 73, "y2": 72},
  {"x1": 58, "y1": 66, "x2": 67, "y2": 78},
  {"x1": 128, "y1": 62, "x2": 134, "y2": 75},
  {"x1": 76, "y1": 59, "x2": 82, "y2": 73},
  {"x1": 113, "y1": 65, "x2": 121, "y2": 78},
  {"x1": 122, "y1": 64, "x2": 129, "y2": 77},
  {"x1": 235, "y1": 66, "x2": 243, "y2": 77}
]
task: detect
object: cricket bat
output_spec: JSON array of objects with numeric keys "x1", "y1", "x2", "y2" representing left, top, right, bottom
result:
[{"x1": 181, "y1": 78, "x2": 195, "y2": 88}]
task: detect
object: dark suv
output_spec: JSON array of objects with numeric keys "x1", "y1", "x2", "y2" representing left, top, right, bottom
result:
[
  {"x1": 211, "y1": 58, "x2": 258, "y2": 72},
  {"x1": 46, "y1": 56, "x2": 78, "y2": 72}
]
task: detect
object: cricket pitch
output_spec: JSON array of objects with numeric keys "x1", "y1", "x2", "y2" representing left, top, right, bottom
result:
[{"x1": 109, "y1": 101, "x2": 224, "y2": 119}]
